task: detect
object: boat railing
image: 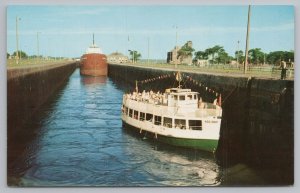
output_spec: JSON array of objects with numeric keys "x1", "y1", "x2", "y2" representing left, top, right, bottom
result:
[{"x1": 125, "y1": 92, "x2": 168, "y2": 106}]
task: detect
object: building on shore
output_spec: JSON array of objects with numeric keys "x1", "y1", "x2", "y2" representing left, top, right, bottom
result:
[
  {"x1": 107, "y1": 52, "x2": 129, "y2": 64},
  {"x1": 167, "y1": 41, "x2": 193, "y2": 65},
  {"x1": 194, "y1": 59, "x2": 209, "y2": 67}
]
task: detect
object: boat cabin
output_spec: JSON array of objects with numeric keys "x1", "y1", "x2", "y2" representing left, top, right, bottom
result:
[
  {"x1": 166, "y1": 88, "x2": 199, "y2": 108},
  {"x1": 86, "y1": 44, "x2": 102, "y2": 54}
]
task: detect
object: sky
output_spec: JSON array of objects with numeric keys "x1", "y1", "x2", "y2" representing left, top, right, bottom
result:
[{"x1": 7, "y1": 5, "x2": 294, "y2": 59}]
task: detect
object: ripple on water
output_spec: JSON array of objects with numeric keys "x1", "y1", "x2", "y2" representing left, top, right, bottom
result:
[{"x1": 23, "y1": 165, "x2": 93, "y2": 185}]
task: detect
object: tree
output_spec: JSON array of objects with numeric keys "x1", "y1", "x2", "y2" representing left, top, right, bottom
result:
[
  {"x1": 193, "y1": 51, "x2": 208, "y2": 63},
  {"x1": 194, "y1": 51, "x2": 208, "y2": 60},
  {"x1": 12, "y1": 50, "x2": 28, "y2": 59},
  {"x1": 235, "y1": 50, "x2": 244, "y2": 64},
  {"x1": 128, "y1": 50, "x2": 141, "y2": 63},
  {"x1": 215, "y1": 49, "x2": 230, "y2": 64},
  {"x1": 205, "y1": 45, "x2": 224, "y2": 65},
  {"x1": 177, "y1": 42, "x2": 195, "y2": 62},
  {"x1": 7, "y1": 53, "x2": 10, "y2": 59},
  {"x1": 204, "y1": 47, "x2": 214, "y2": 64},
  {"x1": 248, "y1": 48, "x2": 265, "y2": 65},
  {"x1": 266, "y1": 51, "x2": 294, "y2": 66}
]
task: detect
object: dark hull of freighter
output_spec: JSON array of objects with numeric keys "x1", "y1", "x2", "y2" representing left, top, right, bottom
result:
[{"x1": 80, "y1": 53, "x2": 107, "y2": 76}]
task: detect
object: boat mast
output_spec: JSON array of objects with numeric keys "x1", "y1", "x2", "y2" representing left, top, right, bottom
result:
[
  {"x1": 176, "y1": 71, "x2": 182, "y2": 88},
  {"x1": 135, "y1": 80, "x2": 138, "y2": 93},
  {"x1": 93, "y1": 33, "x2": 95, "y2": 45}
]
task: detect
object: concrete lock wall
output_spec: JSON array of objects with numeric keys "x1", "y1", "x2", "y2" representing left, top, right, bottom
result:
[
  {"x1": 7, "y1": 62, "x2": 77, "y2": 146},
  {"x1": 108, "y1": 63, "x2": 294, "y2": 183}
]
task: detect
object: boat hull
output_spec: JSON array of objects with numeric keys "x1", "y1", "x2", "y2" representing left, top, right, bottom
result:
[
  {"x1": 122, "y1": 121, "x2": 219, "y2": 152},
  {"x1": 80, "y1": 53, "x2": 107, "y2": 76}
]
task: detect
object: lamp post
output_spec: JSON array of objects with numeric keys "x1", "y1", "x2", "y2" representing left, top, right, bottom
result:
[
  {"x1": 37, "y1": 32, "x2": 40, "y2": 59},
  {"x1": 133, "y1": 51, "x2": 135, "y2": 64},
  {"x1": 175, "y1": 26, "x2": 178, "y2": 68},
  {"x1": 128, "y1": 49, "x2": 134, "y2": 64},
  {"x1": 236, "y1": 40, "x2": 240, "y2": 68},
  {"x1": 15, "y1": 16, "x2": 20, "y2": 64},
  {"x1": 147, "y1": 37, "x2": 150, "y2": 65}
]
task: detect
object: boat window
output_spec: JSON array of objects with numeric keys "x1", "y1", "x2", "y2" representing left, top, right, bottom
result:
[
  {"x1": 194, "y1": 95, "x2": 197, "y2": 100},
  {"x1": 140, "y1": 112, "x2": 145, "y2": 121},
  {"x1": 134, "y1": 110, "x2": 138, "y2": 120},
  {"x1": 129, "y1": 109, "x2": 133, "y2": 118},
  {"x1": 187, "y1": 95, "x2": 193, "y2": 100},
  {"x1": 189, "y1": 120, "x2": 202, "y2": 130},
  {"x1": 175, "y1": 119, "x2": 186, "y2": 129},
  {"x1": 179, "y1": 95, "x2": 185, "y2": 100},
  {"x1": 174, "y1": 95, "x2": 178, "y2": 100},
  {"x1": 146, "y1": 113, "x2": 153, "y2": 121},
  {"x1": 163, "y1": 117, "x2": 172, "y2": 128},
  {"x1": 154, "y1": 116, "x2": 162, "y2": 125}
]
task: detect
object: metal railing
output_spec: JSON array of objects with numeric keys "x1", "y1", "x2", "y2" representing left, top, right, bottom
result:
[{"x1": 123, "y1": 62, "x2": 294, "y2": 79}]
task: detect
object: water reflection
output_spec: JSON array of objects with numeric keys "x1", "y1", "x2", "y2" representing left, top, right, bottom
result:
[
  {"x1": 11, "y1": 69, "x2": 221, "y2": 186},
  {"x1": 81, "y1": 75, "x2": 107, "y2": 85}
]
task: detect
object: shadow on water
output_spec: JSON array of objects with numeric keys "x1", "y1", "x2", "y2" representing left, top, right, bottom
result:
[{"x1": 7, "y1": 75, "x2": 72, "y2": 185}]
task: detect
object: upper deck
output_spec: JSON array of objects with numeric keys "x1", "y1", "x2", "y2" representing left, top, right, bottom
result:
[{"x1": 123, "y1": 88, "x2": 222, "y2": 118}]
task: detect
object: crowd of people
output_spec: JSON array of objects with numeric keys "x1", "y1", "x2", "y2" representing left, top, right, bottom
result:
[{"x1": 125, "y1": 90, "x2": 167, "y2": 105}]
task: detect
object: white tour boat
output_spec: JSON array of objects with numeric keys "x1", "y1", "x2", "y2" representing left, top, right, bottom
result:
[{"x1": 121, "y1": 74, "x2": 222, "y2": 152}]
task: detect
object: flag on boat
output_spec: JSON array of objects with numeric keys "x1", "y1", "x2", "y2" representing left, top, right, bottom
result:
[{"x1": 176, "y1": 71, "x2": 182, "y2": 82}]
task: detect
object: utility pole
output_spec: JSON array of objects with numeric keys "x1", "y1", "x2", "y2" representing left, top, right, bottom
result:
[
  {"x1": 236, "y1": 40, "x2": 240, "y2": 67},
  {"x1": 147, "y1": 37, "x2": 150, "y2": 65},
  {"x1": 244, "y1": 5, "x2": 251, "y2": 74},
  {"x1": 133, "y1": 51, "x2": 135, "y2": 64},
  {"x1": 16, "y1": 16, "x2": 20, "y2": 64},
  {"x1": 175, "y1": 26, "x2": 178, "y2": 69},
  {"x1": 37, "y1": 32, "x2": 40, "y2": 59}
]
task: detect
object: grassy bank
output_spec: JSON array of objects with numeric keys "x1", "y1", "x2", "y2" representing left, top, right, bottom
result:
[
  {"x1": 7, "y1": 58, "x2": 74, "y2": 68},
  {"x1": 124, "y1": 63, "x2": 294, "y2": 80}
]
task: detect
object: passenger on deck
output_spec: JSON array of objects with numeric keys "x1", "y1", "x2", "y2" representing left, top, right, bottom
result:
[
  {"x1": 213, "y1": 99, "x2": 217, "y2": 105},
  {"x1": 198, "y1": 97, "x2": 204, "y2": 108}
]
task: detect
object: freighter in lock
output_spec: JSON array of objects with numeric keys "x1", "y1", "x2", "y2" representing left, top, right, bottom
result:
[{"x1": 80, "y1": 34, "x2": 107, "y2": 76}]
